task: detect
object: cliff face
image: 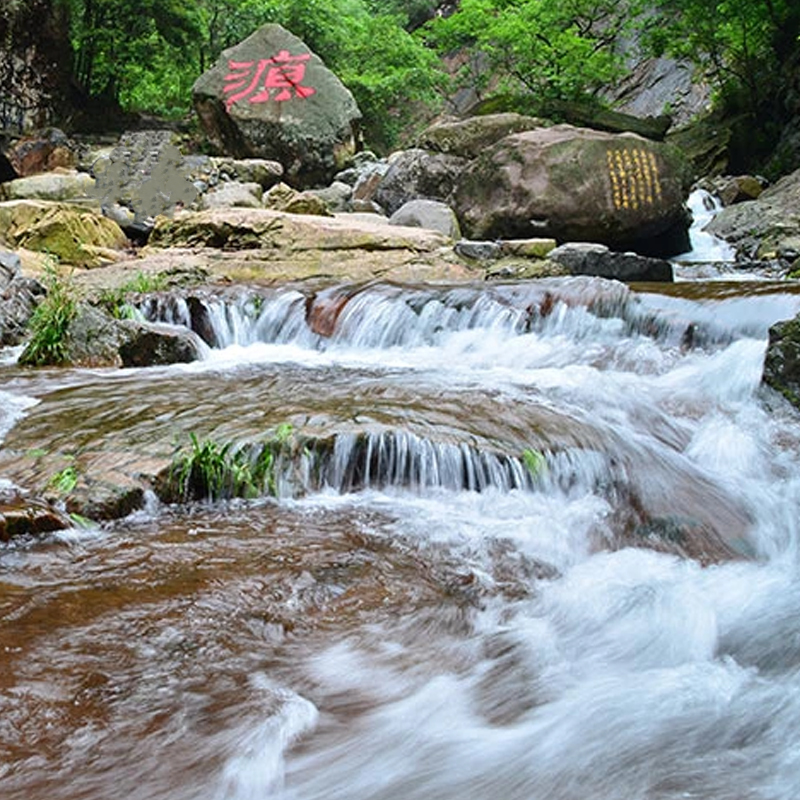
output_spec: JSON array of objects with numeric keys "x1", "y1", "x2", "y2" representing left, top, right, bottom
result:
[{"x1": 0, "y1": 1, "x2": 73, "y2": 132}]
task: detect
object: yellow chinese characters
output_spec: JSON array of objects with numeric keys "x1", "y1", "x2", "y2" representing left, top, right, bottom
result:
[{"x1": 606, "y1": 148, "x2": 663, "y2": 211}]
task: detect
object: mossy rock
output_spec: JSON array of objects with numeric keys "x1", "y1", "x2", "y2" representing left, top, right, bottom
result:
[{"x1": 3, "y1": 202, "x2": 127, "y2": 268}]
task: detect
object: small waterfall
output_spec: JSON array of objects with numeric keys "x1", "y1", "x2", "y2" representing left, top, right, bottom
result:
[
  {"x1": 136, "y1": 279, "x2": 743, "y2": 357},
  {"x1": 675, "y1": 189, "x2": 737, "y2": 264}
]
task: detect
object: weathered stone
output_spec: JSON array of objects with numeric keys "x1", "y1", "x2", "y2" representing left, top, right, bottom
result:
[
  {"x1": 19, "y1": 302, "x2": 203, "y2": 368},
  {"x1": 192, "y1": 24, "x2": 361, "y2": 187},
  {"x1": 6, "y1": 129, "x2": 77, "y2": 176},
  {"x1": 454, "y1": 240, "x2": 502, "y2": 261},
  {"x1": 374, "y1": 149, "x2": 468, "y2": 216},
  {"x1": 716, "y1": 175, "x2": 765, "y2": 205},
  {"x1": 0, "y1": 171, "x2": 95, "y2": 202},
  {"x1": 201, "y1": 181, "x2": 263, "y2": 210},
  {"x1": 763, "y1": 314, "x2": 800, "y2": 407},
  {"x1": 498, "y1": 239, "x2": 557, "y2": 258},
  {"x1": 209, "y1": 157, "x2": 284, "y2": 189},
  {"x1": 0, "y1": 250, "x2": 21, "y2": 285},
  {"x1": 0, "y1": 201, "x2": 127, "y2": 268},
  {"x1": 1, "y1": 282, "x2": 43, "y2": 345},
  {"x1": 263, "y1": 183, "x2": 332, "y2": 216},
  {"x1": 117, "y1": 321, "x2": 204, "y2": 367},
  {"x1": 415, "y1": 113, "x2": 548, "y2": 159},
  {"x1": 390, "y1": 199, "x2": 461, "y2": 239},
  {"x1": 0, "y1": 492, "x2": 72, "y2": 541},
  {"x1": 706, "y1": 167, "x2": 800, "y2": 260},
  {"x1": 309, "y1": 181, "x2": 352, "y2": 213},
  {"x1": 453, "y1": 125, "x2": 691, "y2": 255},
  {"x1": 548, "y1": 242, "x2": 673, "y2": 282}
]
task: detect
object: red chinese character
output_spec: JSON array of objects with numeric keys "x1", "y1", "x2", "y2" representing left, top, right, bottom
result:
[{"x1": 223, "y1": 50, "x2": 316, "y2": 111}]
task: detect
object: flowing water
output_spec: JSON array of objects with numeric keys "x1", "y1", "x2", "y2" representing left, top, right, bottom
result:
[{"x1": 3, "y1": 272, "x2": 800, "y2": 800}]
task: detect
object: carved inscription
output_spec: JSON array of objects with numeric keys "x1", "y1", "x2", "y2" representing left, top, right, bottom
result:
[
  {"x1": 224, "y1": 50, "x2": 316, "y2": 111},
  {"x1": 606, "y1": 148, "x2": 663, "y2": 211}
]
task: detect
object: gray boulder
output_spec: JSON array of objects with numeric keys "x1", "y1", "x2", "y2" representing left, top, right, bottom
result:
[
  {"x1": 389, "y1": 199, "x2": 461, "y2": 239},
  {"x1": 706, "y1": 168, "x2": 800, "y2": 261},
  {"x1": 0, "y1": 250, "x2": 43, "y2": 346},
  {"x1": 374, "y1": 149, "x2": 468, "y2": 216},
  {"x1": 193, "y1": 24, "x2": 361, "y2": 188},
  {"x1": 452, "y1": 124, "x2": 691, "y2": 256},
  {"x1": 548, "y1": 242, "x2": 673, "y2": 282}
]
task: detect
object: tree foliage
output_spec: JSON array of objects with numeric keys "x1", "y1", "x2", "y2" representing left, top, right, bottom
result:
[
  {"x1": 642, "y1": 0, "x2": 799, "y2": 107},
  {"x1": 425, "y1": 0, "x2": 638, "y2": 114}
]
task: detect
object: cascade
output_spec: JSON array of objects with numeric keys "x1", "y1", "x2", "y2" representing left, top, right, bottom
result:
[{"x1": 2, "y1": 274, "x2": 800, "y2": 800}]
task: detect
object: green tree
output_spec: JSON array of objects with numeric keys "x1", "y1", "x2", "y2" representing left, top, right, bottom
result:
[
  {"x1": 425, "y1": 0, "x2": 636, "y2": 114},
  {"x1": 642, "y1": 0, "x2": 800, "y2": 112}
]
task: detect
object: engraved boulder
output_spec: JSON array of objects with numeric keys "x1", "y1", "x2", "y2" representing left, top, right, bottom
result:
[
  {"x1": 452, "y1": 124, "x2": 692, "y2": 256},
  {"x1": 192, "y1": 24, "x2": 361, "y2": 189}
]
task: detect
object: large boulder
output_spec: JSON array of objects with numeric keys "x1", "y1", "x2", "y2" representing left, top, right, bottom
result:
[
  {"x1": 705, "y1": 167, "x2": 800, "y2": 261},
  {"x1": 192, "y1": 24, "x2": 361, "y2": 188},
  {"x1": 0, "y1": 200, "x2": 127, "y2": 268},
  {"x1": 452, "y1": 124, "x2": 692, "y2": 255}
]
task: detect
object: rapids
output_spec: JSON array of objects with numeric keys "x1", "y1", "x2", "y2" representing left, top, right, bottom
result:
[{"x1": 3, "y1": 275, "x2": 800, "y2": 800}]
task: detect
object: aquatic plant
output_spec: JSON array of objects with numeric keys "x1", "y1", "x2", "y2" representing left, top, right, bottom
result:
[
  {"x1": 521, "y1": 447, "x2": 547, "y2": 480},
  {"x1": 19, "y1": 263, "x2": 79, "y2": 366},
  {"x1": 96, "y1": 271, "x2": 170, "y2": 320},
  {"x1": 48, "y1": 465, "x2": 79, "y2": 495},
  {"x1": 166, "y1": 425, "x2": 296, "y2": 503}
]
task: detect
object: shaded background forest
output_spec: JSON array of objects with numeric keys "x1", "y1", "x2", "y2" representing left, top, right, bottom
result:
[{"x1": 1, "y1": 0, "x2": 799, "y2": 172}]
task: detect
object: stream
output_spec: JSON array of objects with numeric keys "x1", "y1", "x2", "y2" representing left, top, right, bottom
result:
[{"x1": 3, "y1": 211, "x2": 800, "y2": 798}]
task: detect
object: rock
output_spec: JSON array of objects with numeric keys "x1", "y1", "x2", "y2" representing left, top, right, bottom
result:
[
  {"x1": 308, "y1": 181, "x2": 352, "y2": 213},
  {"x1": 117, "y1": 321, "x2": 204, "y2": 367},
  {"x1": 201, "y1": 181, "x2": 263, "y2": 210},
  {"x1": 415, "y1": 113, "x2": 548, "y2": 158},
  {"x1": 0, "y1": 201, "x2": 127, "y2": 268},
  {"x1": 0, "y1": 170, "x2": 95, "y2": 202},
  {"x1": 91, "y1": 130, "x2": 199, "y2": 225},
  {"x1": 350, "y1": 160, "x2": 390, "y2": 207},
  {"x1": 548, "y1": 242, "x2": 673, "y2": 282},
  {"x1": 705, "y1": 167, "x2": 800, "y2": 259},
  {"x1": 19, "y1": 302, "x2": 203, "y2": 368},
  {"x1": 144, "y1": 208, "x2": 471, "y2": 284},
  {"x1": 0, "y1": 250, "x2": 21, "y2": 284},
  {"x1": 263, "y1": 182, "x2": 331, "y2": 215},
  {"x1": 763, "y1": 314, "x2": 800, "y2": 407},
  {"x1": 715, "y1": 175, "x2": 765, "y2": 205},
  {"x1": 5, "y1": 129, "x2": 77, "y2": 177},
  {"x1": 0, "y1": 491, "x2": 72, "y2": 541},
  {"x1": 374, "y1": 149, "x2": 468, "y2": 216},
  {"x1": 453, "y1": 125, "x2": 691, "y2": 255},
  {"x1": 0, "y1": 250, "x2": 43, "y2": 346},
  {"x1": 454, "y1": 240, "x2": 502, "y2": 261},
  {"x1": 192, "y1": 24, "x2": 361, "y2": 187},
  {"x1": 498, "y1": 239, "x2": 557, "y2": 258},
  {"x1": 389, "y1": 199, "x2": 461, "y2": 239},
  {"x1": 604, "y1": 54, "x2": 711, "y2": 130},
  {"x1": 210, "y1": 157, "x2": 284, "y2": 189}
]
